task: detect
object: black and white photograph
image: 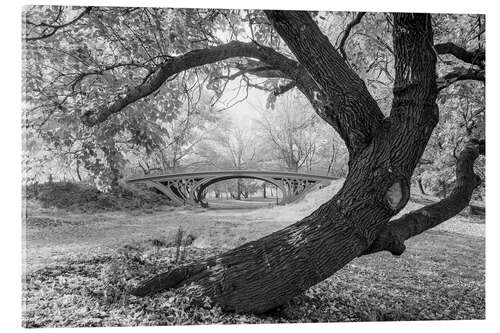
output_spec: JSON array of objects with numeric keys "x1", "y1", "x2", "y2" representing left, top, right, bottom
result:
[{"x1": 12, "y1": 0, "x2": 495, "y2": 329}]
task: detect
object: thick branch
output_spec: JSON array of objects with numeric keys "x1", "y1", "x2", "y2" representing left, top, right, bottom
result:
[
  {"x1": 80, "y1": 13, "x2": 383, "y2": 151},
  {"x1": 70, "y1": 61, "x2": 153, "y2": 91},
  {"x1": 435, "y1": 42, "x2": 485, "y2": 69},
  {"x1": 380, "y1": 13, "x2": 440, "y2": 181},
  {"x1": 363, "y1": 139, "x2": 484, "y2": 256},
  {"x1": 218, "y1": 64, "x2": 287, "y2": 80},
  {"x1": 79, "y1": 39, "x2": 349, "y2": 148},
  {"x1": 265, "y1": 10, "x2": 384, "y2": 151},
  {"x1": 437, "y1": 68, "x2": 485, "y2": 91},
  {"x1": 390, "y1": 14, "x2": 438, "y2": 124},
  {"x1": 81, "y1": 41, "x2": 313, "y2": 126}
]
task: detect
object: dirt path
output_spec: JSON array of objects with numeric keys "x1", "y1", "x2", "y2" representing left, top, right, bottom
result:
[
  {"x1": 23, "y1": 196, "x2": 485, "y2": 274},
  {"x1": 23, "y1": 200, "x2": 285, "y2": 273}
]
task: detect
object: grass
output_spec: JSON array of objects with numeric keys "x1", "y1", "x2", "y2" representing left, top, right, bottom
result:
[
  {"x1": 22, "y1": 194, "x2": 485, "y2": 327},
  {"x1": 22, "y1": 230, "x2": 484, "y2": 327}
]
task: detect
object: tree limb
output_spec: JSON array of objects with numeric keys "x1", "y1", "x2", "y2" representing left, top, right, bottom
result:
[
  {"x1": 218, "y1": 64, "x2": 287, "y2": 80},
  {"x1": 435, "y1": 42, "x2": 485, "y2": 69},
  {"x1": 25, "y1": 7, "x2": 92, "y2": 41},
  {"x1": 437, "y1": 68, "x2": 485, "y2": 91},
  {"x1": 265, "y1": 10, "x2": 384, "y2": 152},
  {"x1": 69, "y1": 61, "x2": 154, "y2": 91},
  {"x1": 81, "y1": 41, "x2": 305, "y2": 125},
  {"x1": 80, "y1": 12, "x2": 384, "y2": 152},
  {"x1": 390, "y1": 14, "x2": 438, "y2": 121},
  {"x1": 79, "y1": 40, "x2": 340, "y2": 144},
  {"x1": 363, "y1": 139, "x2": 484, "y2": 256},
  {"x1": 383, "y1": 14, "x2": 439, "y2": 178}
]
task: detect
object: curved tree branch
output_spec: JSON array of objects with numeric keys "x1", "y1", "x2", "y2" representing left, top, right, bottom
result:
[
  {"x1": 80, "y1": 11, "x2": 388, "y2": 152},
  {"x1": 79, "y1": 39, "x2": 350, "y2": 149},
  {"x1": 81, "y1": 41, "x2": 308, "y2": 126},
  {"x1": 363, "y1": 139, "x2": 485, "y2": 256}
]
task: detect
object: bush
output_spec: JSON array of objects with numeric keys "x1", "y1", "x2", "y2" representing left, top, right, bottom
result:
[{"x1": 24, "y1": 181, "x2": 172, "y2": 212}]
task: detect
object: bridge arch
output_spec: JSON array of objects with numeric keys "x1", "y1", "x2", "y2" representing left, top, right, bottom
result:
[
  {"x1": 193, "y1": 175, "x2": 287, "y2": 205},
  {"x1": 124, "y1": 170, "x2": 336, "y2": 207}
]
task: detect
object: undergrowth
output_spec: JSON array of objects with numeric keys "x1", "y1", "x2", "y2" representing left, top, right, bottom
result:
[{"x1": 24, "y1": 181, "x2": 171, "y2": 212}]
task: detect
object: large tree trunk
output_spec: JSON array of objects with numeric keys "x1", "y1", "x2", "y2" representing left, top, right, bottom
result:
[
  {"x1": 130, "y1": 140, "x2": 483, "y2": 314},
  {"x1": 129, "y1": 12, "x2": 484, "y2": 314}
]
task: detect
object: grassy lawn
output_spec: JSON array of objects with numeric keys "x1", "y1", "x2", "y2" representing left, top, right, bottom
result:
[{"x1": 22, "y1": 199, "x2": 485, "y2": 327}]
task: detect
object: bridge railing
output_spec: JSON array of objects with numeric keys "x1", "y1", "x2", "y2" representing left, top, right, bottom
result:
[{"x1": 124, "y1": 170, "x2": 338, "y2": 183}]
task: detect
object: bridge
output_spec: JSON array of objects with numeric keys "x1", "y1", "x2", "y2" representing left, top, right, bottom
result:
[{"x1": 124, "y1": 170, "x2": 336, "y2": 207}]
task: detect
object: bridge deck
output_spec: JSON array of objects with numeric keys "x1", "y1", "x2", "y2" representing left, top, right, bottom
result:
[{"x1": 125, "y1": 170, "x2": 337, "y2": 183}]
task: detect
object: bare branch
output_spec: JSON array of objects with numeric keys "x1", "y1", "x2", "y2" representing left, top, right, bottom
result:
[
  {"x1": 338, "y1": 12, "x2": 366, "y2": 61},
  {"x1": 437, "y1": 67, "x2": 485, "y2": 91},
  {"x1": 435, "y1": 42, "x2": 485, "y2": 69},
  {"x1": 25, "y1": 7, "x2": 92, "y2": 41}
]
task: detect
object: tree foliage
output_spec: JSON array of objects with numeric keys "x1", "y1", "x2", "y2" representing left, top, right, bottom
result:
[{"x1": 23, "y1": 7, "x2": 484, "y2": 195}]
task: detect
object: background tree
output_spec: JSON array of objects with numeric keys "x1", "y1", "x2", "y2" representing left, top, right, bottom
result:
[
  {"x1": 197, "y1": 120, "x2": 259, "y2": 199},
  {"x1": 125, "y1": 91, "x2": 221, "y2": 176},
  {"x1": 254, "y1": 92, "x2": 324, "y2": 172}
]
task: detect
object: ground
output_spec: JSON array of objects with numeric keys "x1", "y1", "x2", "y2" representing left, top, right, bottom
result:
[{"x1": 22, "y1": 181, "x2": 485, "y2": 327}]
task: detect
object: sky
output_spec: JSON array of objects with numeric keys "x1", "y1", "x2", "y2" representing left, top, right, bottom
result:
[{"x1": 218, "y1": 79, "x2": 270, "y2": 129}]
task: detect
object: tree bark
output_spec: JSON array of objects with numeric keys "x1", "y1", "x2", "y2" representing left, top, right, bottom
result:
[
  {"x1": 363, "y1": 140, "x2": 484, "y2": 255},
  {"x1": 265, "y1": 11, "x2": 384, "y2": 152}
]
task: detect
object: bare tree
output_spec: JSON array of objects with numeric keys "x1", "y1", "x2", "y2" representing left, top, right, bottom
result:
[
  {"x1": 254, "y1": 93, "x2": 321, "y2": 172},
  {"x1": 198, "y1": 121, "x2": 258, "y2": 199}
]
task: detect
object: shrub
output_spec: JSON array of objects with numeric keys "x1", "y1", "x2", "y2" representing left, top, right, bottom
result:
[{"x1": 24, "y1": 181, "x2": 172, "y2": 212}]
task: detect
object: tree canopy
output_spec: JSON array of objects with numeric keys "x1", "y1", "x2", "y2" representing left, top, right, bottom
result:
[{"x1": 23, "y1": 7, "x2": 484, "y2": 196}]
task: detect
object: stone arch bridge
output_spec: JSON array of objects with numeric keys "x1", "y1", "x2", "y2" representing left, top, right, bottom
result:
[{"x1": 124, "y1": 170, "x2": 336, "y2": 207}]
